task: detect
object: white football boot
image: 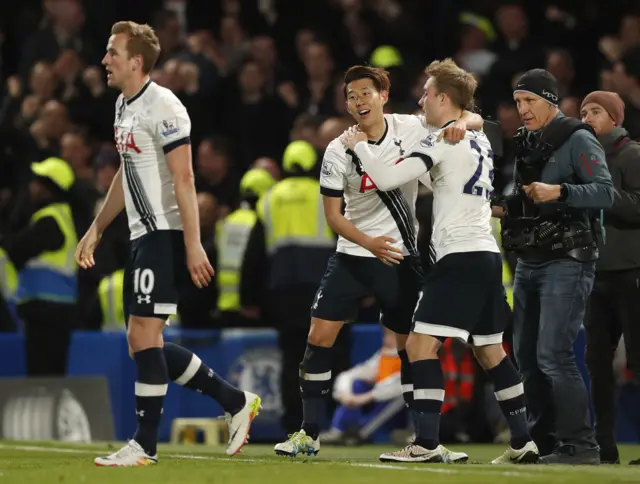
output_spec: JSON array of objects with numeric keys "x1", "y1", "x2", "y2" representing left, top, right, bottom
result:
[
  {"x1": 274, "y1": 429, "x2": 320, "y2": 457},
  {"x1": 491, "y1": 440, "x2": 540, "y2": 464},
  {"x1": 379, "y1": 443, "x2": 469, "y2": 463},
  {"x1": 225, "y1": 391, "x2": 262, "y2": 456},
  {"x1": 94, "y1": 439, "x2": 158, "y2": 467}
]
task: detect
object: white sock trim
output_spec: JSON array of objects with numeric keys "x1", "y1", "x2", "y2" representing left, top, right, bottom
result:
[
  {"x1": 174, "y1": 354, "x2": 202, "y2": 386},
  {"x1": 135, "y1": 382, "x2": 168, "y2": 397},
  {"x1": 413, "y1": 388, "x2": 445, "y2": 401},
  {"x1": 495, "y1": 382, "x2": 524, "y2": 401},
  {"x1": 299, "y1": 370, "x2": 331, "y2": 381}
]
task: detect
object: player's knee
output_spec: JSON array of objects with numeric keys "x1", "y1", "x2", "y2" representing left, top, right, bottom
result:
[
  {"x1": 472, "y1": 344, "x2": 506, "y2": 370},
  {"x1": 127, "y1": 315, "x2": 165, "y2": 352},
  {"x1": 405, "y1": 332, "x2": 440, "y2": 361},
  {"x1": 307, "y1": 318, "x2": 342, "y2": 347}
]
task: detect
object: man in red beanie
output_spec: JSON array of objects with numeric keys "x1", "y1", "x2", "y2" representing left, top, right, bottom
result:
[{"x1": 581, "y1": 91, "x2": 640, "y2": 466}]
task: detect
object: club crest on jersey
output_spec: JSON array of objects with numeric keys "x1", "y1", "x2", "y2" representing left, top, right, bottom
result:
[
  {"x1": 420, "y1": 134, "x2": 437, "y2": 149},
  {"x1": 159, "y1": 118, "x2": 179, "y2": 137},
  {"x1": 393, "y1": 138, "x2": 405, "y2": 155}
]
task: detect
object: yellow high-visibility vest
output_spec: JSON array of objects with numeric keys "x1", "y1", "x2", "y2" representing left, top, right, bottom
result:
[
  {"x1": 98, "y1": 269, "x2": 125, "y2": 329},
  {"x1": 491, "y1": 218, "x2": 513, "y2": 309},
  {"x1": 0, "y1": 248, "x2": 18, "y2": 301},
  {"x1": 258, "y1": 178, "x2": 334, "y2": 255},
  {"x1": 16, "y1": 203, "x2": 78, "y2": 304},
  {"x1": 216, "y1": 207, "x2": 257, "y2": 312}
]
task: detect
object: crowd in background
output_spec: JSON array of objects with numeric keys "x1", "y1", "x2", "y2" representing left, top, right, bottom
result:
[{"x1": 0, "y1": 0, "x2": 639, "y2": 443}]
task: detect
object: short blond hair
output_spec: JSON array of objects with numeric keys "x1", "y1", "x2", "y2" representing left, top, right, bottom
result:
[
  {"x1": 425, "y1": 58, "x2": 477, "y2": 110},
  {"x1": 111, "y1": 21, "x2": 161, "y2": 74}
]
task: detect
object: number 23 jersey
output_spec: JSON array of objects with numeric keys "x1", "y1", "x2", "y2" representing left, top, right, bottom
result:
[{"x1": 418, "y1": 128, "x2": 499, "y2": 261}]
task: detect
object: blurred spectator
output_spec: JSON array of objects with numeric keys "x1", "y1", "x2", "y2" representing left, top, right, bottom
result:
[
  {"x1": 545, "y1": 48, "x2": 577, "y2": 98},
  {"x1": 195, "y1": 135, "x2": 240, "y2": 216},
  {"x1": 19, "y1": 0, "x2": 99, "y2": 81},
  {"x1": 221, "y1": 59, "x2": 293, "y2": 170},
  {"x1": 2, "y1": 158, "x2": 78, "y2": 376},
  {"x1": 151, "y1": 8, "x2": 185, "y2": 67},
  {"x1": 251, "y1": 157, "x2": 282, "y2": 181},
  {"x1": 298, "y1": 41, "x2": 339, "y2": 117},
  {"x1": 60, "y1": 129, "x2": 99, "y2": 236},
  {"x1": 455, "y1": 12, "x2": 497, "y2": 81},
  {"x1": 613, "y1": 47, "x2": 640, "y2": 140},
  {"x1": 215, "y1": 168, "x2": 275, "y2": 327},
  {"x1": 560, "y1": 96, "x2": 582, "y2": 119}
]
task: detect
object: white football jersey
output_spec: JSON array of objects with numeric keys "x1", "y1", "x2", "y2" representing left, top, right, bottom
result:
[
  {"x1": 320, "y1": 113, "x2": 433, "y2": 258},
  {"x1": 113, "y1": 79, "x2": 191, "y2": 240},
  {"x1": 416, "y1": 127, "x2": 500, "y2": 261}
]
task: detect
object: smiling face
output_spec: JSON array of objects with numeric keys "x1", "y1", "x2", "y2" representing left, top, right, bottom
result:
[
  {"x1": 581, "y1": 102, "x2": 615, "y2": 136},
  {"x1": 345, "y1": 77, "x2": 387, "y2": 130},
  {"x1": 514, "y1": 91, "x2": 557, "y2": 131}
]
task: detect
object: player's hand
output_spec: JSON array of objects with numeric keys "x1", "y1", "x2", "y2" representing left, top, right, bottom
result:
[
  {"x1": 340, "y1": 125, "x2": 368, "y2": 151},
  {"x1": 363, "y1": 235, "x2": 404, "y2": 266},
  {"x1": 186, "y1": 243, "x2": 215, "y2": 288},
  {"x1": 75, "y1": 225, "x2": 102, "y2": 269},
  {"x1": 522, "y1": 183, "x2": 562, "y2": 203},
  {"x1": 439, "y1": 118, "x2": 467, "y2": 143}
]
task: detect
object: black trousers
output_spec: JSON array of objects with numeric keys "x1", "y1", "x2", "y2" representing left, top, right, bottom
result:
[
  {"x1": 18, "y1": 301, "x2": 75, "y2": 377},
  {"x1": 585, "y1": 269, "x2": 640, "y2": 448}
]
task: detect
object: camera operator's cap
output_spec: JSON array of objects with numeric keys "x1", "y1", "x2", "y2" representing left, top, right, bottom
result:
[
  {"x1": 240, "y1": 168, "x2": 276, "y2": 199},
  {"x1": 282, "y1": 140, "x2": 317, "y2": 173},
  {"x1": 581, "y1": 90, "x2": 626, "y2": 125},
  {"x1": 31, "y1": 157, "x2": 75, "y2": 192},
  {"x1": 514, "y1": 69, "x2": 559, "y2": 106}
]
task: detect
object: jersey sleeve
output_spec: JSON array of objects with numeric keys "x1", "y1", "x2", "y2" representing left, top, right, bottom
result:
[
  {"x1": 150, "y1": 96, "x2": 192, "y2": 154},
  {"x1": 320, "y1": 146, "x2": 347, "y2": 197},
  {"x1": 406, "y1": 131, "x2": 449, "y2": 171},
  {"x1": 353, "y1": 142, "x2": 429, "y2": 191}
]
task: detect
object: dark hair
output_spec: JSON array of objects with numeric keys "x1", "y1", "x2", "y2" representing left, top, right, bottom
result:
[
  {"x1": 620, "y1": 47, "x2": 640, "y2": 81},
  {"x1": 200, "y1": 135, "x2": 233, "y2": 158},
  {"x1": 343, "y1": 65, "x2": 391, "y2": 98}
]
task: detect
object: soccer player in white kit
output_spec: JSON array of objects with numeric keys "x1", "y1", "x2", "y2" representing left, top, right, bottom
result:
[
  {"x1": 274, "y1": 65, "x2": 482, "y2": 457},
  {"x1": 342, "y1": 59, "x2": 540, "y2": 464},
  {"x1": 75, "y1": 21, "x2": 261, "y2": 466}
]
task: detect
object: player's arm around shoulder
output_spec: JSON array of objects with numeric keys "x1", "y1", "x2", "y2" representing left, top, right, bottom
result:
[{"x1": 563, "y1": 129, "x2": 615, "y2": 209}]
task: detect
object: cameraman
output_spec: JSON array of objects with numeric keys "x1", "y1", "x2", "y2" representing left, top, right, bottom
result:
[{"x1": 494, "y1": 69, "x2": 614, "y2": 465}]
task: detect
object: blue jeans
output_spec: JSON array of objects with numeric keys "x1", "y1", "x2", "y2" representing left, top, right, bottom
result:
[{"x1": 512, "y1": 258, "x2": 597, "y2": 453}]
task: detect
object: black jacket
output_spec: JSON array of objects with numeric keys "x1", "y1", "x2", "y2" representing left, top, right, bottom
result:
[{"x1": 597, "y1": 127, "x2": 640, "y2": 271}]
